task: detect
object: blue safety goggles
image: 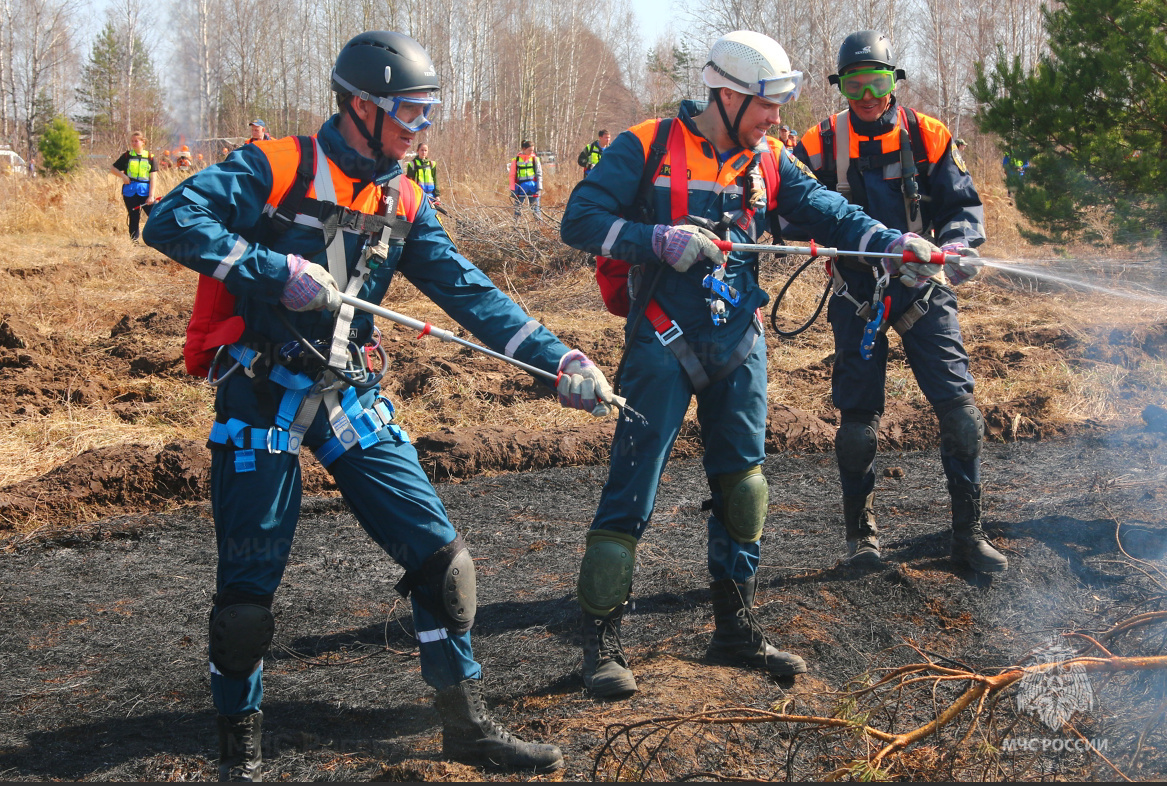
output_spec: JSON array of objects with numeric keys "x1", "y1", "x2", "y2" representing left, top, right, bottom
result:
[{"x1": 331, "y1": 73, "x2": 441, "y2": 132}]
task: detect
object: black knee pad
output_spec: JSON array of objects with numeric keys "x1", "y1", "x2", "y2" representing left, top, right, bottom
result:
[
  {"x1": 937, "y1": 397, "x2": 984, "y2": 462},
  {"x1": 395, "y1": 534, "x2": 477, "y2": 634},
  {"x1": 209, "y1": 591, "x2": 274, "y2": 681},
  {"x1": 835, "y1": 412, "x2": 879, "y2": 476}
]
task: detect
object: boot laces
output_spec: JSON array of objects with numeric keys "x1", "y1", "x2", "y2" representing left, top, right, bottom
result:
[
  {"x1": 466, "y1": 683, "x2": 514, "y2": 743},
  {"x1": 595, "y1": 616, "x2": 629, "y2": 665}
]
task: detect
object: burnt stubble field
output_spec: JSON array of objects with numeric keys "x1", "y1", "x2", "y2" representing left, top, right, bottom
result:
[{"x1": 4, "y1": 426, "x2": 1167, "y2": 781}]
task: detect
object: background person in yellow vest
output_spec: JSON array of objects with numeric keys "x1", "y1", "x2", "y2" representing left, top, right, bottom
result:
[
  {"x1": 790, "y1": 31, "x2": 1003, "y2": 575},
  {"x1": 508, "y1": 140, "x2": 542, "y2": 217},
  {"x1": 577, "y1": 129, "x2": 611, "y2": 175},
  {"x1": 406, "y1": 142, "x2": 441, "y2": 206},
  {"x1": 109, "y1": 131, "x2": 157, "y2": 241}
]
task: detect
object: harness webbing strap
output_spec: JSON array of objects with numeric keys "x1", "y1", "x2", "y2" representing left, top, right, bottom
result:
[
  {"x1": 834, "y1": 111, "x2": 851, "y2": 198},
  {"x1": 666, "y1": 120, "x2": 688, "y2": 221}
]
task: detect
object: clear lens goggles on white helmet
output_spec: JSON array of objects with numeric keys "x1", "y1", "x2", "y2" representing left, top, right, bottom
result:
[
  {"x1": 704, "y1": 60, "x2": 804, "y2": 105},
  {"x1": 331, "y1": 72, "x2": 441, "y2": 132}
]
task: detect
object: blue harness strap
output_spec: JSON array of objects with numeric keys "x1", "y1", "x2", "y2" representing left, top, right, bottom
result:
[
  {"x1": 208, "y1": 418, "x2": 294, "y2": 473},
  {"x1": 314, "y1": 394, "x2": 410, "y2": 467}
]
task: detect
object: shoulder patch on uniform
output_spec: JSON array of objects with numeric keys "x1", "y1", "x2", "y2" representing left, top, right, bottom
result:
[
  {"x1": 784, "y1": 146, "x2": 817, "y2": 180},
  {"x1": 951, "y1": 145, "x2": 968, "y2": 174}
]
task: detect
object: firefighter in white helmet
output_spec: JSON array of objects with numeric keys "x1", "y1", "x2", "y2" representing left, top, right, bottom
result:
[{"x1": 561, "y1": 30, "x2": 944, "y2": 699}]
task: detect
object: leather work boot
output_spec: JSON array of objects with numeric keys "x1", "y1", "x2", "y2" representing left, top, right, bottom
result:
[
  {"x1": 581, "y1": 601, "x2": 638, "y2": 699},
  {"x1": 949, "y1": 481, "x2": 1009, "y2": 573},
  {"x1": 435, "y1": 678, "x2": 564, "y2": 773},
  {"x1": 706, "y1": 577, "x2": 807, "y2": 677},
  {"x1": 217, "y1": 710, "x2": 263, "y2": 782},
  {"x1": 843, "y1": 493, "x2": 882, "y2": 567}
]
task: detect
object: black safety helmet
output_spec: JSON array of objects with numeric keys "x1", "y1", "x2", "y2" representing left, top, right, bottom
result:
[
  {"x1": 331, "y1": 31, "x2": 440, "y2": 99},
  {"x1": 828, "y1": 30, "x2": 907, "y2": 86}
]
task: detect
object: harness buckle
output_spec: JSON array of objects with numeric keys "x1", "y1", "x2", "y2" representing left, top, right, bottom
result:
[
  {"x1": 655, "y1": 321, "x2": 683, "y2": 346},
  {"x1": 265, "y1": 427, "x2": 282, "y2": 454}
]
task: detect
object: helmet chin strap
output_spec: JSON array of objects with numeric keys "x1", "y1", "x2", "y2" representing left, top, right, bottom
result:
[
  {"x1": 714, "y1": 90, "x2": 754, "y2": 148},
  {"x1": 345, "y1": 101, "x2": 394, "y2": 170}
]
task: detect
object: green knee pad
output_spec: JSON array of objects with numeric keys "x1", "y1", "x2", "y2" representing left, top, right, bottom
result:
[
  {"x1": 717, "y1": 466, "x2": 768, "y2": 544},
  {"x1": 577, "y1": 529, "x2": 637, "y2": 616}
]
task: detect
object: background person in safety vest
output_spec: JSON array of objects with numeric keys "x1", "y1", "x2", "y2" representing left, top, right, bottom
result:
[
  {"x1": 246, "y1": 119, "x2": 272, "y2": 144},
  {"x1": 789, "y1": 30, "x2": 1005, "y2": 575},
  {"x1": 508, "y1": 140, "x2": 542, "y2": 217},
  {"x1": 143, "y1": 30, "x2": 611, "y2": 780},
  {"x1": 405, "y1": 142, "x2": 440, "y2": 206},
  {"x1": 577, "y1": 129, "x2": 611, "y2": 175},
  {"x1": 109, "y1": 130, "x2": 157, "y2": 241},
  {"x1": 560, "y1": 29, "x2": 945, "y2": 700}
]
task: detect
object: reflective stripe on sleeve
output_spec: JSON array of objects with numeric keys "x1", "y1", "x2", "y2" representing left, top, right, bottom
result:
[
  {"x1": 858, "y1": 223, "x2": 887, "y2": 255},
  {"x1": 601, "y1": 219, "x2": 626, "y2": 256},
  {"x1": 504, "y1": 319, "x2": 541, "y2": 358},
  {"x1": 213, "y1": 237, "x2": 249, "y2": 281}
]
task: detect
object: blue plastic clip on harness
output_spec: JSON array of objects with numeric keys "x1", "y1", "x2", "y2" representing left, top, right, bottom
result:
[
  {"x1": 702, "y1": 265, "x2": 741, "y2": 326},
  {"x1": 860, "y1": 295, "x2": 891, "y2": 360}
]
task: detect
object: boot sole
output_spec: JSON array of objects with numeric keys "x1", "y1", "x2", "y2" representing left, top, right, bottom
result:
[
  {"x1": 584, "y1": 673, "x2": 638, "y2": 699},
  {"x1": 444, "y1": 747, "x2": 565, "y2": 774},
  {"x1": 953, "y1": 556, "x2": 1009, "y2": 573},
  {"x1": 706, "y1": 647, "x2": 808, "y2": 677},
  {"x1": 844, "y1": 550, "x2": 882, "y2": 569}
]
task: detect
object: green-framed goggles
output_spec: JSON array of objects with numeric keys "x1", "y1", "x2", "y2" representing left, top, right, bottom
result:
[{"x1": 838, "y1": 68, "x2": 896, "y2": 101}]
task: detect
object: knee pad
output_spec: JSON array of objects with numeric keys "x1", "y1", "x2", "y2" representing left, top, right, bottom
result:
[
  {"x1": 209, "y1": 592, "x2": 275, "y2": 681},
  {"x1": 835, "y1": 418, "x2": 879, "y2": 476},
  {"x1": 395, "y1": 534, "x2": 477, "y2": 634},
  {"x1": 577, "y1": 529, "x2": 637, "y2": 617},
  {"x1": 939, "y1": 402, "x2": 984, "y2": 462},
  {"x1": 715, "y1": 466, "x2": 768, "y2": 544}
]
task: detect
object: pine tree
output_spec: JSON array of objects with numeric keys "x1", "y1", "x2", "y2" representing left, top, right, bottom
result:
[
  {"x1": 972, "y1": 0, "x2": 1167, "y2": 253},
  {"x1": 38, "y1": 115, "x2": 81, "y2": 174},
  {"x1": 75, "y1": 20, "x2": 167, "y2": 147}
]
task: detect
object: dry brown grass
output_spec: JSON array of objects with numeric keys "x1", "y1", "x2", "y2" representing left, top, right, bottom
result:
[{"x1": 1, "y1": 165, "x2": 1165, "y2": 489}]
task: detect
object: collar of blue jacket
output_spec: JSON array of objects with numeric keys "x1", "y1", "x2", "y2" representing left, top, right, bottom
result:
[{"x1": 318, "y1": 114, "x2": 403, "y2": 186}]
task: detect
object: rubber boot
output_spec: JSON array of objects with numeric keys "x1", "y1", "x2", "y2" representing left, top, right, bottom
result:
[
  {"x1": 217, "y1": 710, "x2": 262, "y2": 782},
  {"x1": 435, "y1": 678, "x2": 564, "y2": 773},
  {"x1": 707, "y1": 577, "x2": 807, "y2": 677},
  {"x1": 843, "y1": 493, "x2": 881, "y2": 567},
  {"x1": 581, "y1": 601, "x2": 637, "y2": 698},
  {"x1": 949, "y1": 481, "x2": 1008, "y2": 573}
]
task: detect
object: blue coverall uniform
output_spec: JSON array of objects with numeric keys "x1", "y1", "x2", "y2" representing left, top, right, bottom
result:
[
  {"x1": 561, "y1": 100, "x2": 901, "y2": 582},
  {"x1": 143, "y1": 116, "x2": 572, "y2": 715},
  {"x1": 792, "y1": 98, "x2": 986, "y2": 496}
]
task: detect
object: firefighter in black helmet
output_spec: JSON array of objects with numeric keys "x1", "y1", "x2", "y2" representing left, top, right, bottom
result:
[
  {"x1": 790, "y1": 31, "x2": 1004, "y2": 575},
  {"x1": 144, "y1": 30, "x2": 609, "y2": 779}
]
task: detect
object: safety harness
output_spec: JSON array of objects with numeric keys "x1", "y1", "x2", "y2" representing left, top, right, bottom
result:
[
  {"x1": 598, "y1": 118, "x2": 778, "y2": 393},
  {"x1": 202, "y1": 135, "x2": 419, "y2": 471},
  {"x1": 817, "y1": 107, "x2": 929, "y2": 234}
]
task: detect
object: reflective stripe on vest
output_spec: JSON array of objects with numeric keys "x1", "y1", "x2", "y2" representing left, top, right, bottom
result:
[
  {"x1": 127, "y1": 151, "x2": 152, "y2": 182},
  {"x1": 514, "y1": 155, "x2": 537, "y2": 182},
  {"x1": 410, "y1": 159, "x2": 436, "y2": 188}
]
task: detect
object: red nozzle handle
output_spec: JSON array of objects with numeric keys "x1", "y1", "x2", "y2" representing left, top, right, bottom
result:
[
  {"x1": 714, "y1": 239, "x2": 733, "y2": 252},
  {"x1": 902, "y1": 248, "x2": 950, "y2": 266}
]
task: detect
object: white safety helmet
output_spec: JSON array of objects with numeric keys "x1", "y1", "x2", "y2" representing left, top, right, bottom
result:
[{"x1": 703, "y1": 31, "x2": 803, "y2": 105}]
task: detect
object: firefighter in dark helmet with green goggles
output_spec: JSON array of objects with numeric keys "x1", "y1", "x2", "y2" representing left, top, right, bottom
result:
[{"x1": 789, "y1": 31, "x2": 1006, "y2": 576}]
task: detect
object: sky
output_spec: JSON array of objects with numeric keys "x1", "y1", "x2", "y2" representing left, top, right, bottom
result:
[{"x1": 630, "y1": 0, "x2": 677, "y2": 49}]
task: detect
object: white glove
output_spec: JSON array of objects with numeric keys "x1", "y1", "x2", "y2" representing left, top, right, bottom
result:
[
  {"x1": 280, "y1": 255, "x2": 341, "y2": 312},
  {"x1": 886, "y1": 233, "x2": 943, "y2": 288},
  {"x1": 941, "y1": 242, "x2": 980, "y2": 286},
  {"x1": 650, "y1": 224, "x2": 726, "y2": 273},
  {"x1": 556, "y1": 350, "x2": 614, "y2": 417}
]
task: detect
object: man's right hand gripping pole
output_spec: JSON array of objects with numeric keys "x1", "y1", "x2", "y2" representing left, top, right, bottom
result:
[
  {"x1": 651, "y1": 224, "x2": 726, "y2": 272},
  {"x1": 280, "y1": 254, "x2": 341, "y2": 312}
]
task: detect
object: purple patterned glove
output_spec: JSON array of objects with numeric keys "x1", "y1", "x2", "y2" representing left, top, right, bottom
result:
[
  {"x1": 650, "y1": 224, "x2": 725, "y2": 273},
  {"x1": 941, "y1": 242, "x2": 980, "y2": 286},
  {"x1": 556, "y1": 350, "x2": 614, "y2": 417},
  {"x1": 280, "y1": 255, "x2": 340, "y2": 312}
]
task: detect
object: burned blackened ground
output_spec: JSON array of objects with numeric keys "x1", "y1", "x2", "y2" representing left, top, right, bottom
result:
[{"x1": 3, "y1": 429, "x2": 1167, "y2": 781}]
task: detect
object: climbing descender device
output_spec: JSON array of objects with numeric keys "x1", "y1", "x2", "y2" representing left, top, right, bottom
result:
[{"x1": 703, "y1": 261, "x2": 742, "y2": 326}]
